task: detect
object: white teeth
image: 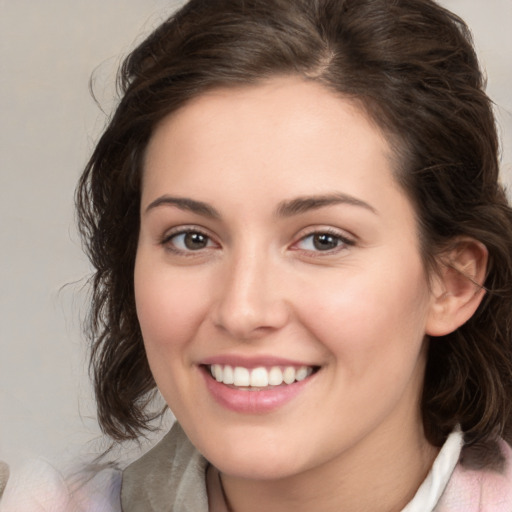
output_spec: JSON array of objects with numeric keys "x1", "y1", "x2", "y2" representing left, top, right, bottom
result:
[
  {"x1": 209, "y1": 364, "x2": 313, "y2": 388},
  {"x1": 223, "y1": 365, "x2": 234, "y2": 385},
  {"x1": 268, "y1": 366, "x2": 284, "y2": 386},
  {"x1": 283, "y1": 366, "x2": 296, "y2": 384},
  {"x1": 250, "y1": 367, "x2": 269, "y2": 387},
  {"x1": 295, "y1": 366, "x2": 309, "y2": 381},
  {"x1": 233, "y1": 367, "x2": 250, "y2": 387},
  {"x1": 212, "y1": 364, "x2": 223, "y2": 382}
]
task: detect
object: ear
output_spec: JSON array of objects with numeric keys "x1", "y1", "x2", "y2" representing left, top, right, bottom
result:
[{"x1": 426, "y1": 238, "x2": 488, "y2": 337}]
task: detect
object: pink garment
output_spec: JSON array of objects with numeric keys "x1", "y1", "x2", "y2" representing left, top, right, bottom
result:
[
  {"x1": 0, "y1": 459, "x2": 121, "y2": 512},
  {"x1": 435, "y1": 439, "x2": 512, "y2": 511}
]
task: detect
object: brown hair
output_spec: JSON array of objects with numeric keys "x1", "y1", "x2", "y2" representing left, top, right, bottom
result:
[{"x1": 77, "y1": 0, "x2": 512, "y2": 446}]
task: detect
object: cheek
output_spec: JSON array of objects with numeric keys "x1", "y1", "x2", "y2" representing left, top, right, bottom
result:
[
  {"x1": 298, "y1": 258, "x2": 431, "y2": 374},
  {"x1": 134, "y1": 259, "x2": 215, "y2": 414},
  {"x1": 134, "y1": 261, "x2": 208, "y2": 360}
]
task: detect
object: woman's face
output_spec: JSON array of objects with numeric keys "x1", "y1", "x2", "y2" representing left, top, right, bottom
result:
[{"x1": 135, "y1": 77, "x2": 437, "y2": 480}]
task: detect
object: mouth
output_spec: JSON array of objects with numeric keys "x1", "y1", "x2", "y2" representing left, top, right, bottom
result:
[{"x1": 203, "y1": 364, "x2": 320, "y2": 390}]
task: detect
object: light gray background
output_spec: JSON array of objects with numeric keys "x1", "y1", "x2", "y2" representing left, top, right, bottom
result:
[{"x1": 1, "y1": 1, "x2": 511, "y2": 468}]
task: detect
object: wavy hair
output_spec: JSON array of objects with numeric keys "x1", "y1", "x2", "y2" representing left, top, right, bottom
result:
[{"x1": 77, "y1": 0, "x2": 512, "y2": 446}]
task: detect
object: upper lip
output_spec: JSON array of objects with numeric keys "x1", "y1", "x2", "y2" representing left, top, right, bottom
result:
[{"x1": 200, "y1": 355, "x2": 319, "y2": 369}]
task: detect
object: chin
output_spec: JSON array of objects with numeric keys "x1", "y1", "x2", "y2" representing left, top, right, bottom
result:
[
  {"x1": 212, "y1": 455, "x2": 304, "y2": 481},
  {"x1": 203, "y1": 435, "x2": 311, "y2": 481}
]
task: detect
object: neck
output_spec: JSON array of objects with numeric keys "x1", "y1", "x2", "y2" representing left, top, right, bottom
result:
[{"x1": 219, "y1": 419, "x2": 438, "y2": 512}]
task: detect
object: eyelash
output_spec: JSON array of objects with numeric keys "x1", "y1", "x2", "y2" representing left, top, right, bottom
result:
[{"x1": 160, "y1": 227, "x2": 355, "y2": 256}]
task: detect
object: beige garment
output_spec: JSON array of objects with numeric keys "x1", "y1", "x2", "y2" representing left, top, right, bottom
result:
[{"x1": 122, "y1": 422, "x2": 210, "y2": 512}]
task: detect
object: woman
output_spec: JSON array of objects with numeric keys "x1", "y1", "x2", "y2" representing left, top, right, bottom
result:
[{"x1": 2, "y1": 0, "x2": 512, "y2": 510}]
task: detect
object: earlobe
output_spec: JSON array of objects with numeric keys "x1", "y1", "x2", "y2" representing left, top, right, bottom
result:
[{"x1": 426, "y1": 238, "x2": 488, "y2": 337}]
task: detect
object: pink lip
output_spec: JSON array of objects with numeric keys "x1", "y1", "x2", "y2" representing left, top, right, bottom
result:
[
  {"x1": 200, "y1": 354, "x2": 315, "y2": 369},
  {"x1": 199, "y1": 365, "x2": 317, "y2": 414}
]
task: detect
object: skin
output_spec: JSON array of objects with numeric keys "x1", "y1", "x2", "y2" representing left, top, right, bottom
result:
[{"x1": 135, "y1": 76, "x2": 443, "y2": 512}]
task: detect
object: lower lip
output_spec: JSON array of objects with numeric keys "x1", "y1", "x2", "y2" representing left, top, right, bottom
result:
[{"x1": 200, "y1": 367, "x2": 315, "y2": 414}]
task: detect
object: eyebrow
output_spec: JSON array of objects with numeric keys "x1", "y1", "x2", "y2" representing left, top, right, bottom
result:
[
  {"x1": 144, "y1": 192, "x2": 376, "y2": 219},
  {"x1": 145, "y1": 196, "x2": 221, "y2": 218},
  {"x1": 275, "y1": 193, "x2": 377, "y2": 217}
]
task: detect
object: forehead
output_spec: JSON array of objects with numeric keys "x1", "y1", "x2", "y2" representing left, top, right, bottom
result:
[{"x1": 142, "y1": 76, "x2": 399, "y2": 199}]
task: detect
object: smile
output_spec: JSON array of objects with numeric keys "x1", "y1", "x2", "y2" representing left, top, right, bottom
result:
[
  {"x1": 207, "y1": 364, "x2": 315, "y2": 389},
  {"x1": 200, "y1": 359, "x2": 321, "y2": 413}
]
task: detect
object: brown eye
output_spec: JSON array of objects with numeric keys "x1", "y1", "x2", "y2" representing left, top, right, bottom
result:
[
  {"x1": 312, "y1": 233, "x2": 340, "y2": 251},
  {"x1": 293, "y1": 230, "x2": 354, "y2": 253},
  {"x1": 166, "y1": 230, "x2": 214, "y2": 251},
  {"x1": 183, "y1": 232, "x2": 209, "y2": 250}
]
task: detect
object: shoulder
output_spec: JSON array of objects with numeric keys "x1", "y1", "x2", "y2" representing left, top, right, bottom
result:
[
  {"x1": 0, "y1": 458, "x2": 122, "y2": 512},
  {"x1": 436, "y1": 438, "x2": 512, "y2": 512}
]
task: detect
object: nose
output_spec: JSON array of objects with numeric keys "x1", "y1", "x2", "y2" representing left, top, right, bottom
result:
[{"x1": 211, "y1": 247, "x2": 290, "y2": 340}]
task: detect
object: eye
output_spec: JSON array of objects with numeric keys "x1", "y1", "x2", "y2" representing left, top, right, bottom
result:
[
  {"x1": 293, "y1": 230, "x2": 354, "y2": 253},
  {"x1": 163, "y1": 229, "x2": 217, "y2": 253}
]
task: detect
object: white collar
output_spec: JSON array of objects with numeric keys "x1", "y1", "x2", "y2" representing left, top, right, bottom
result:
[{"x1": 402, "y1": 427, "x2": 463, "y2": 512}]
